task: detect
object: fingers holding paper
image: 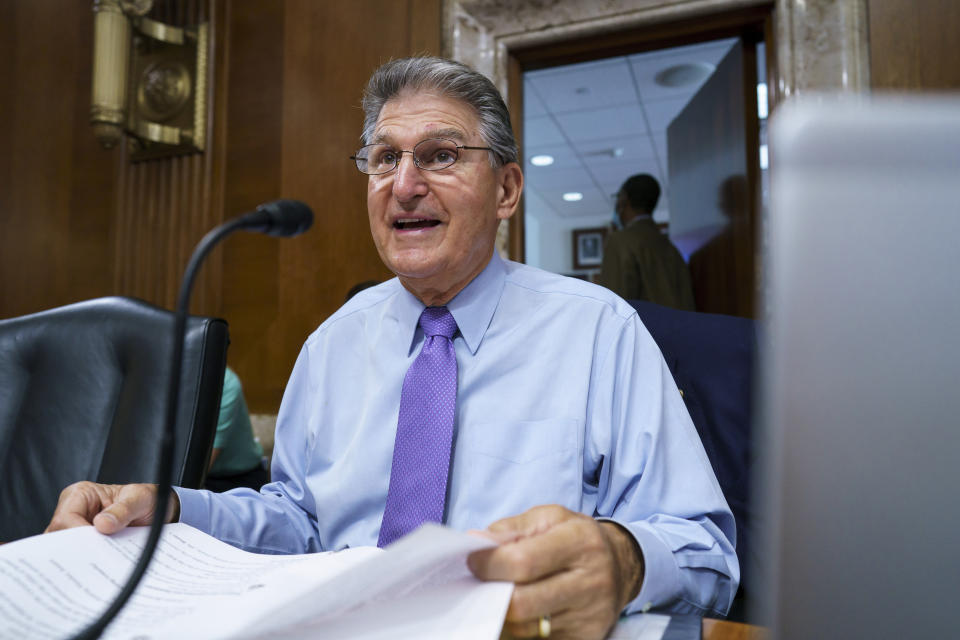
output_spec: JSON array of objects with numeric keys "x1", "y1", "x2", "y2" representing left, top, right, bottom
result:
[
  {"x1": 45, "y1": 482, "x2": 178, "y2": 535},
  {"x1": 467, "y1": 504, "x2": 644, "y2": 640}
]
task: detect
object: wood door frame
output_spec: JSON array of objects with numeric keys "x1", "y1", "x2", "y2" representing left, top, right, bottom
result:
[{"x1": 503, "y1": 2, "x2": 775, "y2": 265}]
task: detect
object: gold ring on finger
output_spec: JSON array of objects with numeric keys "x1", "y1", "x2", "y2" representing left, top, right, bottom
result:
[{"x1": 538, "y1": 614, "x2": 551, "y2": 638}]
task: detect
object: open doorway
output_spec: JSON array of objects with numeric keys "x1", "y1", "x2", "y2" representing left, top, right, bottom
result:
[{"x1": 508, "y1": 8, "x2": 771, "y2": 317}]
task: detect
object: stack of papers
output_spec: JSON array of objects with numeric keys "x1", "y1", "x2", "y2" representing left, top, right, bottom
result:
[{"x1": 0, "y1": 523, "x2": 512, "y2": 639}]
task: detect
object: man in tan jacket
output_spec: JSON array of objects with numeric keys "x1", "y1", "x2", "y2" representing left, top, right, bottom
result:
[{"x1": 600, "y1": 174, "x2": 695, "y2": 310}]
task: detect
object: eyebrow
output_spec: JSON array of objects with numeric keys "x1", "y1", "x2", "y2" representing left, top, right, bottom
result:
[
  {"x1": 370, "y1": 127, "x2": 467, "y2": 146},
  {"x1": 425, "y1": 128, "x2": 466, "y2": 142}
]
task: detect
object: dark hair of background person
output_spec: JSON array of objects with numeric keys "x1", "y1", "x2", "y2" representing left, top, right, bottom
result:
[{"x1": 620, "y1": 174, "x2": 661, "y2": 214}]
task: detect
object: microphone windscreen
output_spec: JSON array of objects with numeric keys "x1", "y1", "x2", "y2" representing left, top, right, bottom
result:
[{"x1": 251, "y1": 200, "x2": 314, "y2": 237}]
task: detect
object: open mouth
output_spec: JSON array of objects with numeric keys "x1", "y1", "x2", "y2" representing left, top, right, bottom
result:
[{"x1": 393, "y1": 218, "x2": 441, "y2": 230}]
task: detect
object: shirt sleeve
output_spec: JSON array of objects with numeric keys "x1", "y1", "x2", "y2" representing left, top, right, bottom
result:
[
  {"x1": 176, "y1": 344, "x2": 324, "y2": 554},
  {"x1": 588, "y1": 312, "x2": 739, "y2": 615}
]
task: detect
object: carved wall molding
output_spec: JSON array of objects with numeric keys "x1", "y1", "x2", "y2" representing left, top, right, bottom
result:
[{"x1": 444, "y1": 0, "x2": 870, "y2": 97}]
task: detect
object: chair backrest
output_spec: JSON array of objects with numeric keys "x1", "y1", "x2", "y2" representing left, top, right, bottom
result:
[
  {"x1": 628, "y1": 299, "x2": 755, "y2": 597},
  {"x1": 0, "y1": 296, "x2": 229, "y2": 542}
]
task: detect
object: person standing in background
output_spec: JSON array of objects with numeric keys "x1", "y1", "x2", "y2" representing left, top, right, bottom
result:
[
  {"x1": 204, "y1": 367, "x2": 268, "y2": 493},
  {"x1": 600, "y1": 174, "x2": 696, "y2": 310}
]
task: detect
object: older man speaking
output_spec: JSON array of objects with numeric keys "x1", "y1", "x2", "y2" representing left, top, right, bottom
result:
[{"x1": 47, "y1": 57, "x2": 737, "y2": 639}]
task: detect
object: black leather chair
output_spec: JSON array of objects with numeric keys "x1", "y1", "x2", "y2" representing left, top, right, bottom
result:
[
  {"x1": 0, "y1": 296, "x2": 229, "y2": 542},
  {"x1": 628, "y1": 299, "x2": 755, "y2": 620}
]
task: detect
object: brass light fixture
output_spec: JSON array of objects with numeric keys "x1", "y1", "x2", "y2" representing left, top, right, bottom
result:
[{"x1": 90, "y1": 0, "x2": 208, "y2": 160}]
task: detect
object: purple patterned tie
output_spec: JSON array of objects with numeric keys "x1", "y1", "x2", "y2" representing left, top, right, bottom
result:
[{"x1": 377, "y1": 306, "x2": 459, "y2": 547}]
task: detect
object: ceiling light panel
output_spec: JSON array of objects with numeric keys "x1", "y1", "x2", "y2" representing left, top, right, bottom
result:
[
  {"x1": 551, "y1": 186, "x2": 608, "y2": 217},
  {"x1": 522, "y1": 143, "x2": 582, "y2": 170}
]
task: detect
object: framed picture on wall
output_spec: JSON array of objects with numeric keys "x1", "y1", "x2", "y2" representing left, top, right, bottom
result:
[{"x1": 572, "y1": 227, "x2": 607, "y2": 270}]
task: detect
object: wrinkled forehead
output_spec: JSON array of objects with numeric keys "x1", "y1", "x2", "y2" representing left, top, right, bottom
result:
[{"x1": 371, "y1": 89, "x2": 479, "y2": 145}]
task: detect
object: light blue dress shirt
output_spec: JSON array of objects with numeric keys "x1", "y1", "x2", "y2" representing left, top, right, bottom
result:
[{"x1": 176, "y1": 252, "x2": 738, "y2": 615}]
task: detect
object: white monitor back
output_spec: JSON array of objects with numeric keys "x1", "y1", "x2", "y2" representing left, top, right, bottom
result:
[{"x1": 759, "y1": 96, "x2": 960, "y2": 640}]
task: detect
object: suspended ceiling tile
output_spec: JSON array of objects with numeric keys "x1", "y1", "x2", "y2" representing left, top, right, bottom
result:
[
  {"x1": 523, "y1": 79, "x2": 549, "y2": 117},
  {"x1": 525, "y1": 115, "x2": 567, "y2": 146},
  {"x1": 575, "y1": 133, "x2": 658, "y2": 161},
  {"x1": 527, "y1": 58, "x2": 637, "y2": 115},
  {"x1": 554, "y1": 104, "x2": 647, "y2": 143},
  {"x1": 525, "y1": 166, "x2": 595, "y2": 190}
]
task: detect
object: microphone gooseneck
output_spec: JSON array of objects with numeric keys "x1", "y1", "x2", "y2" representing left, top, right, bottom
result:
[{"x1": 73, "y1": 200, "x2": 312, "y2": 640}]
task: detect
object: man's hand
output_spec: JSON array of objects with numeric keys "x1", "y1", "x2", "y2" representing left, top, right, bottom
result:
[
  {"x1": 467, "y1": 505, "x2": 644, "y2": 640},
  {"x1": 45, "y1": 482, "x2": 179, "y2": 535}
]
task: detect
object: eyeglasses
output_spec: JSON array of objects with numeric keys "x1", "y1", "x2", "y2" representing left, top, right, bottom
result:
[{"x1": 351, "y1": 138, "x2": 494, "y2": 175}]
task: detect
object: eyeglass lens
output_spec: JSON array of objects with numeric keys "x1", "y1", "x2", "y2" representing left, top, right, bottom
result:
[{"x1": 356, "y1": 138, "x2": 460, "y2": 174}]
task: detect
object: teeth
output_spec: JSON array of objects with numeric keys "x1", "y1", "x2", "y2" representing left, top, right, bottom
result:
[{"x1": 397, "y1": 218, "x2": 427, "y2": 223}]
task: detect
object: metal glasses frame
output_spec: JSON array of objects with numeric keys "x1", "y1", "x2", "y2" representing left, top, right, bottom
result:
[{"x1": 350, "y1": 137, "x2": 494, "y2": 175}]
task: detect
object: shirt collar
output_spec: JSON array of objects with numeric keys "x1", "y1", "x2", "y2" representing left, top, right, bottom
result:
[
  {"x1": 395, "y1": 251, "x2": 506, "y2": 357},
  {"x1": 627, "y1": 214, "x2": 653, "y2": 228}
]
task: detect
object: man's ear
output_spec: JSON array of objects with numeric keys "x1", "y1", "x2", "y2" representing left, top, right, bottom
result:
[{"x1": 496, "y1": 162, "x2": 524, "y2": 221}]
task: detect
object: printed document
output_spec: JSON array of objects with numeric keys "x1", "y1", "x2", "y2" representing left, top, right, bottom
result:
[{"x1": 0, "y1": 522, "x2": 512, "y2": 639}]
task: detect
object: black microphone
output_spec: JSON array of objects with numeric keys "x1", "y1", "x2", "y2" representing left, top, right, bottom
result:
[
  {"x1": 236, "y1": 199, "x2": 314, "y2": 237},
  {"x1": 74, "y1": 200, "x2": 313, "y2": 640}
]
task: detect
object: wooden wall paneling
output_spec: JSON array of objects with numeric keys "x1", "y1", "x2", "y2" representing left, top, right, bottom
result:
[
  {"x1": 217, "y1": 0, "x2": 286, "y2": 411},
  {"x1": 275, "y1": 0, "x2": 422, "y2": 407},
  {"x1": 221, "y1": 0, "x2": 445, "y2": 412},
  {"x1": 868, "y1": 0, "x2": 960, "y2": 90},
  {"x1": 199, "y1": 0, "x2": 229, "y2": 317},
  {"x1": 113, "y1": 1, "x2": 222, "y2": 317},
  {"x1": 409, "y1": 0, "x2": 443, "y2": 55},
  {"x1": 195, "y1": 0, "x2": 226, "y2": 319},
  {"x1": 0, "y1": 0, "x2": 13, "y2": 310},
  {"x1": 66, "y1": 21, "x2": 118, "y2": 308},
  {"x1": 0, "y1": 0, "x2": 117, "y2": 318}
]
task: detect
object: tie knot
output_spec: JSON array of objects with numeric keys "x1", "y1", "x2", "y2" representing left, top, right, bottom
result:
[{"x1": 419, "y1": 306, "x2": 458, "y2": 339}]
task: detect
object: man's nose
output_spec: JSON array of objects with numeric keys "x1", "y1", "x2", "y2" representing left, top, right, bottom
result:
[{"x1": 392, "y1": 152, "x2": 428, "y2": 202}]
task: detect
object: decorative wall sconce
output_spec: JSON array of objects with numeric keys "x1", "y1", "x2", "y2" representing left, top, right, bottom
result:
[{"x1": 90, "y1": 0, "x2": 208, "y2": 160}]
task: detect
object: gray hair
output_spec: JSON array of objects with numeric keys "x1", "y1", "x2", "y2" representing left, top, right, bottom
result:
[{"x1": 361, "y1": 57, "x2": 519, "y2": 167}]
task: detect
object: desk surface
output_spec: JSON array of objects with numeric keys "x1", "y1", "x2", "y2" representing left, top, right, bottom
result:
[
  {"x1": 702, "y1": 619, "x2": 767, "y2": 640},
  {"x1": 617, "y1": 614, "x2": 766, "y2": 640}
]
